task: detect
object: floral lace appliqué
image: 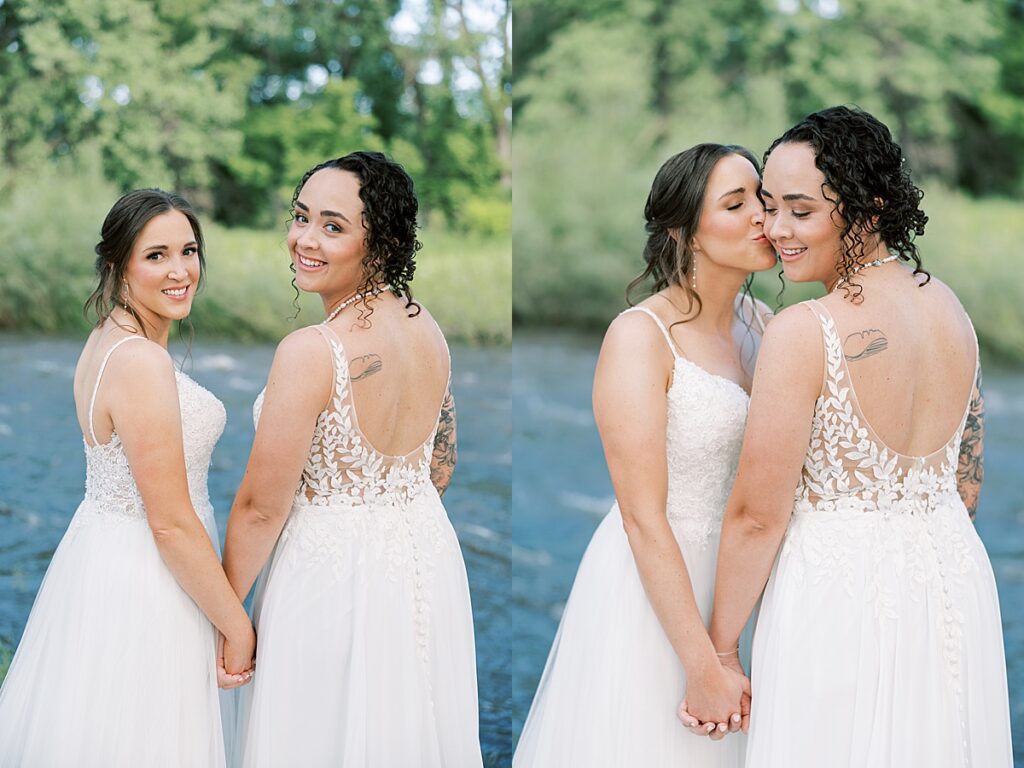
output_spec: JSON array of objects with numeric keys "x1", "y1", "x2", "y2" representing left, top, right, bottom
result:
[
  {"x1": 786, "y1": 301, "x2": 980, "y2": 760},
  {"x1": 78, "y1": 371, "x2": 224, "y2": 530},
  {"x1": 253, "y1": 325, "x2": 451, "y2": 664}
]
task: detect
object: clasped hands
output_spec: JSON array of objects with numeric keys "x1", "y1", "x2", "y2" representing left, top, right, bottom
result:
[
  {"x1": 677, "y1": 654, "x2": 751, "y2": 740},
  {"x1": 217, "y1": 626, "x2": 257, "y2": 690}
]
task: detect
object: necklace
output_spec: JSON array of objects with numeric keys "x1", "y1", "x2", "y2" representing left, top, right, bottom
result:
[
  {"x1": 324, "y1": 285, "x2": 390, "y2": 324},
  {"x1": 832, "y1": 254, "x2": 898, "y2": 292}
]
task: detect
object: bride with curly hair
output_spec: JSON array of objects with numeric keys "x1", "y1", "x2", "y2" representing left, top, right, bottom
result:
[
  {"x1": 223, "y1": 152, "x2": 482, "y2": 767},
  {"x1": 683, "y1": 106, "x2": 1012, "y2": 768}
]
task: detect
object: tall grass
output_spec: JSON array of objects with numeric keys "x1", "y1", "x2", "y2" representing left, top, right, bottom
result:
[
  {"x1": 191, "y1": 225, "x2": 511, "y2": 344},
  {"x1": 0, "y1": 161, "x2": 510, "y2": 345}
]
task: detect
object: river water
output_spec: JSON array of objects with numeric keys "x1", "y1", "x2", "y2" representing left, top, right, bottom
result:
[
  {"x1": 3, "y1": 330, "x2": 1020, "y2": 766},
  {"x1": 511, "y1": 330, "x2": 1024, "y2": 766},
  {"x1": 0, "y1": 334, "x2": 512, "y2": 766}
]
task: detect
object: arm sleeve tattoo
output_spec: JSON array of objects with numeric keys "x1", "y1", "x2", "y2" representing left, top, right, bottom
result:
[
  {"x1": 956, "y1": 368, "x2": 984, "y2": 522},
  {"x1": 430, "y1": 386, "x2": 457, "y2": 496}
]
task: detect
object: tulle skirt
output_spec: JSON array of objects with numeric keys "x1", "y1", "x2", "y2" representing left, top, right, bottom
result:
[
  {"x1": 514, "y1": 505, "x2": 747, "y2": 768},
  {"x1": 746, "y1": 500, "x2": 1013, "y2": 768},
  {"x1": 0, "y1": 500, "x2": 225, "y2": 768},
  {"x1": 232, "y1": 493, "x2": 482, "y2": 767}
]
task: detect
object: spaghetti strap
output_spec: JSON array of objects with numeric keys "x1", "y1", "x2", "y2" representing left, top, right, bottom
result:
[
  {"x1": 88, "y1": 335, "x2": 146, "y2": 445},
  {"x1": 747, "y1": 293, "x2": 769, "y2": 334},
  {"x1": 313, "y1": 323, "x2": 345, "y2": 398},
  {"x1": 621, "y1": 306, "x2": 682, "y2": 360}
]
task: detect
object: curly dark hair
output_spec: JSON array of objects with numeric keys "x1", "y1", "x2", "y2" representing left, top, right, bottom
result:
[
  {"x1": 290, "y1": 151, "x2": 422, "y2": 322},
  {"x1": 84, "y1": 188, "x2": 205, "y2": 340},
  {"x1": 764, "y1": 105, "x2": 929, "y2": 301},
  {"x1": 628, "y1": 143, "x2": 762, "y2": 321}
]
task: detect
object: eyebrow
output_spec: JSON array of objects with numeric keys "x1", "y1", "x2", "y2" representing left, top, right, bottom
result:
[
  {"x1": 144, "y1": 241, "x2": 197, "y2": 251},
  {"x1": 760, "y1": 190, "x2": 816, "y2": 202},
  {"x1": 718, "y1": 187, "x2": 745, "y2": 200},
  {"x1": 295, "y1": 199, "x2": 352, "y2": 224}
]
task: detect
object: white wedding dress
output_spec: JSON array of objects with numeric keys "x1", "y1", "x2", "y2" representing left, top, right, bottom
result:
[
  {"x1": 746, "y1": 300, "x2": 1012, "y2": 767},
  {"x1": 0, "y1": 335, "x2": 228, "y2": 767},
  {"x1": 233, "y1": 323, "x2": 482, "y2": 767},
  {"x1": 514, "y1": 306, "x2": 756, "y2": 768}
]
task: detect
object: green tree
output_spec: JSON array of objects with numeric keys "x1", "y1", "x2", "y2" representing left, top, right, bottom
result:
[
  {"x1": 767, "y1": 0, "x2": 999, "y2": 181},
  {"x1": 214, "y1": 79, "x2": 394, "y2": 227},
  {"x1": 0, "y1": 0, "x2": 256, "y2": 201}
]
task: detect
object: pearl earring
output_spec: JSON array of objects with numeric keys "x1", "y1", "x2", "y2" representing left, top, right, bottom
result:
[{"x1": 691, "y1": 254, "x2": 697, "y2": 291}]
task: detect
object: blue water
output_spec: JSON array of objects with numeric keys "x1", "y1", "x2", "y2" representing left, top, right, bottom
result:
[
  {"x1": 510, "y1": 330, "x2": 1024, "y2": 765},
  {"x1": 0, "y1": 334, "x2": 512, "y2": 766}
]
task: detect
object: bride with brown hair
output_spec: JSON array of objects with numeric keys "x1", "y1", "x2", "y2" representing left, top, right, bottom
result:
[
  {"x1": 514, "y1": 143, "x2": 776, "y2": 767},
  {"x1": 0, "y1": 189, "x2": 253, "y2": 767}
]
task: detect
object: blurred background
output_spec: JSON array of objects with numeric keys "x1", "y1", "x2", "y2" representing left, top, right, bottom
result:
[
  {"x1": 0, "y1": 0, "x2": 512, "y2": 764},
  {"x1": 0, "y1": 0, "x2": 510, "y2": 343},
  {"x1": 511, "y1": 0, "x2": 1024, "y2": 764}
]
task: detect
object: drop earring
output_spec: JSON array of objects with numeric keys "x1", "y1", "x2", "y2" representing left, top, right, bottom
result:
[{"x1": 691, "y1": 254, "x2": 697, "y2": 291}]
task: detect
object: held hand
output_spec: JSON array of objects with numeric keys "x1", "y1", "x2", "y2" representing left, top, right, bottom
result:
[
  {"x1": 719, "y1": 655, "x2": 751, "y2": 733},
  {"x1": 216, "y1": 633, "x2": 248, "y2": 689},
  {"x1": 218, "y1": 628, "x2": 256, "y2": 689},
  {"x1": 678, "y1": 659, "x2": 749, "y2": 739},
  {"x1": 216, "y1": 655, "x2": 253, "y2": 689},
  {"x1": 678, "y1": 700, "x2": 742, "y2": 739}
]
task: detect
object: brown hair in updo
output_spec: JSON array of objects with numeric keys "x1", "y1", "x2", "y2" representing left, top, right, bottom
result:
[
  {"x1": 627, "y1": 143, "x2": 761, "y2": 318},
  {"x1": 83, "y1": 188, "x2": 205, "y2": 338}
]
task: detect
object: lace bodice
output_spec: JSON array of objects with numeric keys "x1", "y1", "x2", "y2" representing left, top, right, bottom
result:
[
  {"x1": 82, "y1": 336, "x2": 226, "y2": 523},
  {"x1": 621, "y1": 307, "x2": 750, "y2": 547},
  {"x1": 795, "y1": 300, "x2": 976, "y2": 517},
  {"x1": 253, "y1": 324, "x2": 444, "y2": 508}
]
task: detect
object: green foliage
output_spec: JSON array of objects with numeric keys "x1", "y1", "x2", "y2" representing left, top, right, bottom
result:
[
  {"x1": 766, "y1": 0, "x2": 999, "y2": 181},
  {"x1": 513, "y1": 22, "x2": 657, "y2": 326},
  {"x1": 514, "y1": 0, "x2": 1024, "y2": 361},
  {"x1": 0, "y1": 0, "x2": 256, "y2": 199},
  {"x1": 0, "y1": 0, "x2": 509, "y2": 235},
  {"x1": 0, "y1": 160, "x2": 509, "y2": 345},
  {"x1": 215, "y1": 80, "x2": 388, "y2": 227},
  {"x1": 0, "y1": 147, "x2": 118, "y2": 333},
  {"x1": 460, "y1": 196, "x2": 511, "y2": 238}
]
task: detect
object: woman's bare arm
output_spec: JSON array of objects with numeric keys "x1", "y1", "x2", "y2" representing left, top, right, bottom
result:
[
  {"x1": 429, "y1": 385, "x2": 457, "y2": 496},
  {"x1": 708, "y1": 306, "x2": 821, "y2": 654},
  {"x1": 110, "y1": 342, "x2": 254, "y2": 672},
  {"x1": 956, "y1": 369, "x2": 985, "y2": 521},
  {"x1": 594, "y1": 312, "x2": 747, "y2": 727},
  {"x1": 222, "y1": 327, "x2": 331, "y2": 602}
]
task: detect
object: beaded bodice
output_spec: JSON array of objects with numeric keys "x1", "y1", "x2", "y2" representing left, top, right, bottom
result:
[
  {"x1": 82, "y1": 337, "x2": 225, "y2": 522},
  {"x1": 253, "y1": 325, "x2": 443, "y2": 508},
  {"x1": 621, "y1": 307, "x2": 750, "y2": 547},
  {"x1": 795, "y1": 300, "x2": 976, "y2": 517}
]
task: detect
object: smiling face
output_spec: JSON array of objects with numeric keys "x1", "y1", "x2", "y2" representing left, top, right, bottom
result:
[
  {"x1": 123, "y1": 210, "x2": 201, "y2": 325},
  {"x1": 760, "y1": 141, "x2": 847, "y2": 285},
  {"x1": 690, "y1": 153, "x2": 777, "y2": 274},
  {"x1": 288, "y1": 168, "x2": 367, "y2": 303}
]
